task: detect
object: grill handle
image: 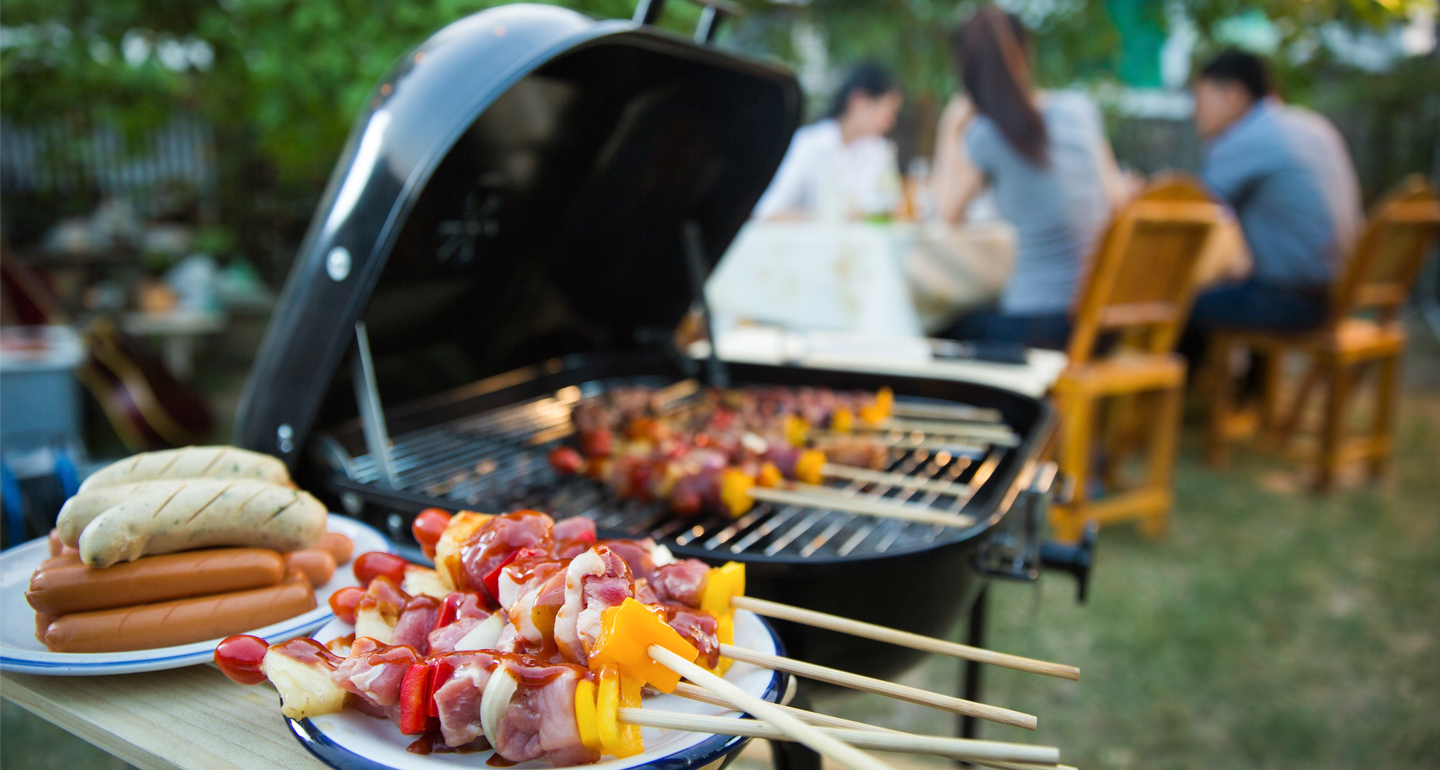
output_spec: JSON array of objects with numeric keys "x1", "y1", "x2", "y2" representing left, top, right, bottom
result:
[
  {"x1": 1041, "y1": 523, "x2": 1095, "y2": 604},
  {"x1": 974, "y1": 461, "x2": 1094, "y2": 604},
  {"x1": 633, "y1": 0, "x2": 744, "y2": 42}
]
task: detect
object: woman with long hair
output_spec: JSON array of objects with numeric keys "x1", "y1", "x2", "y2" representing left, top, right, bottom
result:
[
  {"x1": 932, "y1": 6, "x2": 1129, "y2": 350},
  {"x1": 754, "y1": 62, "x2": 904, "y2": 221}
]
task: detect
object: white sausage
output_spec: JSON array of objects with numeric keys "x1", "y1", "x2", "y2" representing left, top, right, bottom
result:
[
  {"x1": 78, "y1": 480, "x2": 326, "y2": 568},
  {"x1": 78, "y1": 447, "x2": 292, "y2": 493},
  {"x1": 56, "y1": 481, "x2": 189, "y2": 547}
]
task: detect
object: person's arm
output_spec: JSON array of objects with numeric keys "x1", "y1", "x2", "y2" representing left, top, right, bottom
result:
[
  {"x1": 932, "y1": 96, "x2": 985, "y2": 225},
  {"x1": 753, "y1": 130, "x2": 813, "y2": 221}
]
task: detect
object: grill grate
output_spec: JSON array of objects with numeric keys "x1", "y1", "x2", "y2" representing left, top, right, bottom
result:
[{"x1": 344, "y1": 381, "x2": 1012, "y2": 557}]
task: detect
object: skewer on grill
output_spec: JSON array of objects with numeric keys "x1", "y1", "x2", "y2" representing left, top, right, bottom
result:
[{"x1": 620, "y1": 710, "x2": 1061, "y2": 766}]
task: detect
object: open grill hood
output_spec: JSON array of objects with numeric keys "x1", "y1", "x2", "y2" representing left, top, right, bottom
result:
[{"x1": 234, "y1": 4, "x2": 803, "y2": 463}]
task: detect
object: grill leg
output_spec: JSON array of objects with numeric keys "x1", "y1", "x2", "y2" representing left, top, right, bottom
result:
[
  {"x1": 958, "y1": 585, "x2": 989, "y2": 765},
  {"x1": 769, "y1": 686, "x2": 821, "y2": 770}
]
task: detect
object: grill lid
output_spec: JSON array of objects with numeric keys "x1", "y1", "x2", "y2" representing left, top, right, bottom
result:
[{"x1": 235, "y1": 3, "x2": 802, "y2": 465}]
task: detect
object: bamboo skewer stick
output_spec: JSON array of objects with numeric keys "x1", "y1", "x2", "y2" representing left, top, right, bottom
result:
[
  {"x1": 648, "y1": 645, "x2": 896, "y2": 770},
  {"x1": 747, "y1": 485, "x2": 977, "y2": 529},
  {"x1": 717, "y1": 644, "x2": 1036, "y2": 730},
  {"x1": 619, "y1": 709, "x2": 1061, "y2": 766},
  {"x1": 890, "y1": 402, "x2": 1004, "y2": 424},
  {"x1": 818, "y1": 463, "x2": 975, "y2": 496},
  {"x1": 731, "y1": 596, "x2": 1080, "y2": 682},
  {"x1": 664, "y1": 683, "x2": 897, "y2": 733},
  {"x1": 852, "y1": 419, "x2": 1020, "y2": 446}
]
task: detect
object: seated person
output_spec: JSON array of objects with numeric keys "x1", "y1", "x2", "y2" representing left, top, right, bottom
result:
[
  {"x1": 931, "y1": 7, "x2": 1129, "y2": 351},
  {"x1": 1187, "y1": 49, "x2": 1362, "y2": 335},
  {"x1": 753, "y1": 63, "x2": 903, "y2": 221}
]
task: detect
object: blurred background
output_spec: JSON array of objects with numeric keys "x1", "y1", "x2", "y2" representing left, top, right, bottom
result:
[{"x1": 2, "y1": 1, "x2": 1437, "y2": 768}]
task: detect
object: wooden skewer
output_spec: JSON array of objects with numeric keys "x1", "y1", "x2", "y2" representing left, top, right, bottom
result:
[
  {"x1": 818, "y1": 463, "x2": 974, "y2": 496},
  {"x1": 664, "y1": 683, "x2": 896, "y2": 733},
  {"x1": 718, "y1": 643, "x2": 1036, "y2": 730},
  {"x1": 855, "y1": 419, "x2": 1020, "y2": 446},
  {"x1": 620, "y1": 709, "x2": 1060, "y2": 766},
  {"x1": 748, "y1": 485, "x2": 977, "y2": 529},
  {"x1": 647, "y1": 645, "x2": 896, "y2": 770},
  {"x1": 891, "y1": 402, "x2": 1003, "y2": 424},
  {"x1": 731, "y1": 595, "x2": 1080, "y2": 682},
  {"x1": 670, "y1": 684, "x2": 1068, "y2": 770}
]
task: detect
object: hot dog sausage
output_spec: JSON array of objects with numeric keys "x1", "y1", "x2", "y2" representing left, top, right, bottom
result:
[
  {"x1": 78, "y1": 480, "x2": 326, "y2": 568},
  {"x1": 78, "y1": 446, "x2": 292, "y2": 493},
  {"x1": 27, "y1": 548, "x2": 286, "y2": 615},
  {"x1": 42, "y1": 577, "x2": 316, "y2": 653},
  {"x1": 316, "y1": 532, "x2": 353, "y2": 565},
  {"x1": 283, "y1": 549, "x2": 336, "y2": 588}
]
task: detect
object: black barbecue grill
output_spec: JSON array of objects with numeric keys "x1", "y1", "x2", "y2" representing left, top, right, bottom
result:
[{"x1": 234, "y1": 0, "x2": 1091, "y2": 747}]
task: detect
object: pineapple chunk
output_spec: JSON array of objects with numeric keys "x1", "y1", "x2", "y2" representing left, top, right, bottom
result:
[
  {"x1": 354, "y1": 603, "x2": 395, "y2": 644},
  {"x1": 402, "y1": 565, "x2": 450, "y2": 600},
  {"x1": 263, "y1": 649, "x2": 347, "y2": 719},
  {"x1": 433, "y1": 512, "x2": 490, "y2": 590}
]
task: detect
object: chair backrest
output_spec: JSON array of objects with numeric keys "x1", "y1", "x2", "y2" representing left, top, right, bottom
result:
[
  {"x1": 1329, "y1": 175, "x2": 1440, "y2": 326},
  {"x1": 1067, "y1": 176, "x2": 1223, "y2": 364}
]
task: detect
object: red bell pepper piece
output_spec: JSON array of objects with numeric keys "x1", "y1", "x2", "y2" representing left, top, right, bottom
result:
[
  {"x1": 427, "y1": 657, "x2": 457, "y2": 719},
  {"x1": 398, "y1": 662, "x2": 434, "y2": 735},
  {"x1": 481, "y1": 550, "x2": 522, "y2": 607},
  {"x1": 433, "y1": 593, "x2": 466, "y2": 633}
]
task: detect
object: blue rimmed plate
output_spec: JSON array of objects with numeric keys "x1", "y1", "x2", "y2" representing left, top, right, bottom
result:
[
  {"x1": 0, "y1": 514, "x2": 390, "y2": 675},
  {"x1": 288, "y1": 610, "x2": 787, "y2": 770}
]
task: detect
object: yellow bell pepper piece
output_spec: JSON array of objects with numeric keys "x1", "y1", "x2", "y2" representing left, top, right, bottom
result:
[
  {"x1": 756, "y1": 461, "x2": 782, "y2": 488},
  {"x1": 784, "y1": 414, "x2": 809, "y2": 447},
  {"x1": 700, "y1": 561, "x2": 745, "y2": 615},
  {"x1": 719, "y1": 468, "x2": 755, "y2": 518},
  {"x1": 596, "y1": 666, "x2": 643, "y2": 758},
  {"x1": 589, "y1": 598, "x2": 699, "y2": 693},
  {"x1": 875, "y1": 386, "x2": 894, "y2": 416},
  {"x1": 831, "y1": 407, "x2": 854, "y2": 434},
  {"x1": 574, "y1": 677, "x2": 602, "y2": 753},
  {"x1": 712, "y1": 611, "x2": 736, "y2": 677},
  {"x1": 795, "y1": 449, "x2": 826, "y2": 485}
]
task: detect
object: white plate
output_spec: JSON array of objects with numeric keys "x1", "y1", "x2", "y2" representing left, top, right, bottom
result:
[
  {"x1": 0, "y1": 514, "x2": 391, "y2": 675},
  {"x1": 288, "y1": 610, "x2": 787, "y2": 770}
]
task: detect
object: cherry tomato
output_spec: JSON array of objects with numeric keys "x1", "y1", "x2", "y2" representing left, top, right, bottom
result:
[
  {"x1": 329, "y1": 586, "x2": 365, "y2": 624},
  {"x1": 548, "y1": 446, "x2": 584, "y2": 475},
  {"x1": 354, "y1": 551, "x2": 408, "y2": 587},
  {"x1": 412, "y1": 508, "x2": 452, "y2": 558},
  {"x1": 215, "y1": 634, "x2": 269, "y2": 685}
]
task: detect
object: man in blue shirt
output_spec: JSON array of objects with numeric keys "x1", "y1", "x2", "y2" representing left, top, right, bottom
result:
[{"x1": 1188, "y1": 50, "x2": 1362, "y2": 334}]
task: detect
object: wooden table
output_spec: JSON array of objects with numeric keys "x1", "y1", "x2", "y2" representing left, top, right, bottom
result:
[{"x1": 2, "y1": 666, "x2": 328, "y2": 770}]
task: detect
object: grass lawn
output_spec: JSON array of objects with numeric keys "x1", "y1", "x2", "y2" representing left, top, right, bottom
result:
[
  {"x1": 6, "y1": 336, "x2": 1439, "y2": 770},
  {"x1": 808, "y1": 335, "x2": 1440, "y2": 770}
]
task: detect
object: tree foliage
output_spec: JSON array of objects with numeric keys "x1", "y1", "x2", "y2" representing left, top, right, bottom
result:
[{"x1": 1, "y1": 0, "x2": 1431, "y2": 269}]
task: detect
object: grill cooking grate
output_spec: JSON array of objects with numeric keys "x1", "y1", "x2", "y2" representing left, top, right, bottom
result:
[{"x1": 343, "y1": 381, "x2": 1012, "y2": 557}]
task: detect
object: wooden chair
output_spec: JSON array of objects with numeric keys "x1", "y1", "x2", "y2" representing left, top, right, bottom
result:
[
  {"x1": 1049, "y1": 177, "x2": 1223, "y2": 543},
  {"x1": 1204, "y1": 176, "x2": 1440, "y2": 490}
]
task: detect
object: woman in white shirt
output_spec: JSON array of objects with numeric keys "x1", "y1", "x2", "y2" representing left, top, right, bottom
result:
[{"x1": 753, "y1": 63, "x2": 904, "y2": 221}]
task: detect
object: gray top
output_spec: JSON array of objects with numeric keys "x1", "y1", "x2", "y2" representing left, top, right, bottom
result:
[
  {"x1": 1202, "y1": 98, "x2": 1361, "y2": 288},
  {"x1": 965, "y1": 90, "x2": 1112, "y2": 315}
]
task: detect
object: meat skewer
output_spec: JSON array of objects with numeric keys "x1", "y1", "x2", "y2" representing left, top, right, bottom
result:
[{"x1": 414, "y1": 510, "x2": 1078, "y2": 681}]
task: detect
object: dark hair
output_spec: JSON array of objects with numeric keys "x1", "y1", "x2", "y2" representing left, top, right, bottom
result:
[
  {"x1": 1198, "y1": 49, "x2": 1271, "y2": 102},
  {"x1": 826, "y1": 63, "x2": 898, "y2": 119},
  {"x1": 952, "y1": 6, "x2": 1047, "y2": 166}
]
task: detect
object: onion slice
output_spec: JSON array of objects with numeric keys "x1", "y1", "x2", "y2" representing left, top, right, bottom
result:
[
  {"x1": 454, "y1": 614, "x2": 504, "y2": 652},
  {"x1": 480, "y1": 664, "x2": 518, "y2": 744}
]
